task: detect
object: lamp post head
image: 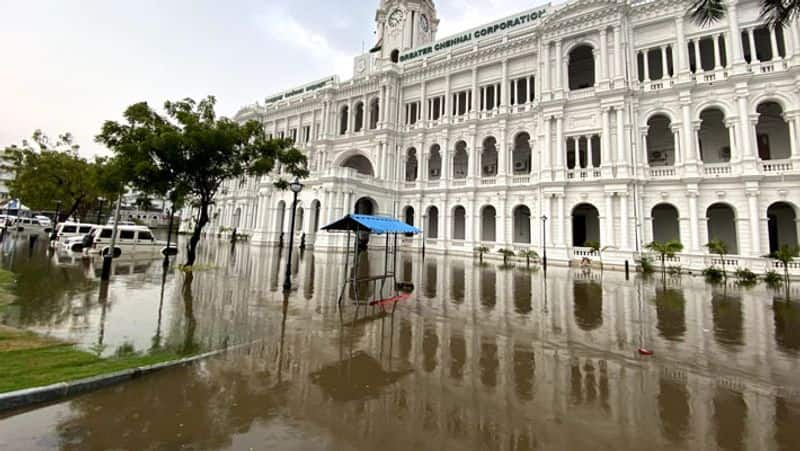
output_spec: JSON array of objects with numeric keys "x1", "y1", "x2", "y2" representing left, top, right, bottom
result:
[
  {"x1": 289, "y1": 177, "x2": 303, "y2": 194},
  {"x1": 541, "y1": 215, "x2": 548, "y2": 222}
]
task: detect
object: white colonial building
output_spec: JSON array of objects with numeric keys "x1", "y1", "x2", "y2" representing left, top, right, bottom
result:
[{"x1": 193, "y1": 0, "x2": 800, "y2": 273}]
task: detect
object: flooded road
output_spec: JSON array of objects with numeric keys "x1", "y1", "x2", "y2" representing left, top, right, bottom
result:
[{"x1": 1, "y1": 235, "x2": 799, "y2": 450}]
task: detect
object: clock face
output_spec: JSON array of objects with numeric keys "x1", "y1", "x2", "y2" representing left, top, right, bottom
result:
[
  {"x1": 419, "y1": 14, "x2": 429, "y2": 33},
  {"x1": 388, "y1": 9, "x2": 404, "y2": 28}
]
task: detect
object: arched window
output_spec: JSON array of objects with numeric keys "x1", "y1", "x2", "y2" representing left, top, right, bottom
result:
[
  {"x1": 647, "y1": 115, "x2": 676, "y2": 166},
  {"x1": 481, "y1": 137, "x2": 498, "y2": 177},
  {"x1": 513, "y1": 205, "x2": 531, "y2": 244},
  {"x1": 339, "y1": 105, "x2": 349, "y2": 135},
  {"x1": 341, "y1": 154, "x2": 375, "y2": 176},
  {"x1": 403, "y1": 206, "x2": 415, "y2": 227},
  {"x1": 755, "y1": 101, "x2": 791, "y2": 160},
  {"x1": 390, "y1": 49, "x2": 400, "y2": 63},
  {"x1": 354, "y1": 197, "x2": 377, "y2": 215},
  {"x1": 429, "y1": 144, "x2": 442, "y2": 180},
  {"x1": 767, "y1": 202, "x2": 798, "y2": 253},
  {"x1": 405, "y1": 148, "x2": 418, "y2": 182},
  {"x1": 707, "y1": 203, "x2": 738, "y2": 254},
  {"x1": 698, "y1": 108, "x2": 731, "y2": 163},
  {"x1": 275, "y1": 200, "x2": 286, "y2": 237},
  {"x1": 568, "y1": 45, "x2": 595, "y2": 90},
  {"x1": 453, "y1": 141, "x2": 468, "y2": 179},
  {"x1": 369, "y1": 98, "x2": 380, "y2": 130},
  {"x1": 310, "y1": 200, "x2": 322, "y2": 232},
  {"x1": 572, "y1": 203, "x2": 600, "y2": 246},
  {"x1": 426, "y1": 206, "x2": 439, "y2": 239},
  {"x1": 652, "y1": 204, "x2": 680, "y2": 242},
  {"x1": 480, "y1": 206, "x2": 496, "y2": 242},
  {"x1": 452, "y1": 206, "x2": 466, "y2": 240},
  {"x1": 353, "y1": 102, "x2": 364, "y2": 133},
  {"x1": 512, "y1": 132, "x2": 532, "y2": 175}
]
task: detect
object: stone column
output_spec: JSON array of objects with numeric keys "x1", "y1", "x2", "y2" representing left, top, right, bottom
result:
[
  {"x1": 747, "y1": 190, "x2": 762, "y2": 256},
  {"x1": 497, "y1": 195, "x2": 507, "y2": 245},
  {"x1": 614, "y1": 26, "x2": 623, "y2": 81},
  {"x1": 587, "y1": 135, "x2": 594, "y2": 169},
  {"x1": 616, "y1": 107, "x2": 627, "y2": 175},
  {"x1": 347, "y1": 99, "x2": 353, "y2": 134},
  {"x1": 725, "y1": 120, "x2": 738, "y2": 162},
  {"x1": 542, "y1": 40, "x2": 550, "y2": 94},
  {"x1": 788, "y1": 114, "x2": 800, "y2": 161},
  {"x1": 693, "y1": 39, "x2": 703, "y2": 73},
  {"x1": 687, "y1": 190, "x2": 700, "y2": 252},
  {"x1": 501, "y1": 60, "x2": 509, "y2": 109},
  {"x1": 444, "y1": 75, "x2": 452, "y2": 119},
  {"x1": 542, "y1": 116, "x2": 552, "y2": 181},
  {"x1": 420, "y1": 80, "x2": 427, "y2": 124},
  {"x1": 713, "y1": 35, "x2": 722, "y2": 70},
  {"x1": 672, "y1": 125, "x2": 683, "y2": 165},
  {"x1": 641, "y1": 127, "x2": 650, "y2": 169},
  {"x1": 748, "y1": 28, "x2": 760, "y2": 63},
  {"x1": 543, "y1": 194, "x2": 552, "y2": 246},
  {"x1": 557, "y1": 194, "x2": 566, "y2": 247},
  {"x1": 727, "y1": 1, "x2": 745, "y2": 67},
  {"x1": 661, "y1": 45, "x2": 670, "y2": 78},
  {"x1": 599, "y1": 28, "x2": 608, "y2": 84},
  {"x1": 681, "y1": 99, "x2": 697, "y2": 164},
  {"x1": 620, "y1": 193, "x2": 629, "y2": 250},
  {"x1": 643, "y1": 50, "x2": 651, "y2": 82},
  {"x1": 555, "y1": 40, "x2": 563, "y2": 92},
  {"x1": 675, "y1": 17, "x2": 688, "y2": 75},
  {"x1": 770, "y1": 27, "x2": 781, "y2": 61},
  {"x1": 736, "y1": 90, "x2": 756, "y2": 164},
  {"x1": 605, "y1": 193, "x2": 615, "y2": 246},
  {"x1": 471, "y1": 68, "x2": 479, "y2": 115},
  {"x1": 601, "y1": 107, "x2": 612, "y2": 175},
  {"x1": 555, "y1": 115, "x2": 565, "y2": 180}
]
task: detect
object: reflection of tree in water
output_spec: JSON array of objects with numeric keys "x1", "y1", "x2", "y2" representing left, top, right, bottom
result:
[
  {"x1": 573, "y1": 281, "x2": 603, "y2": 331},
  {"x1": 775, "y1": 397, "x2": 800, "y2": 451},
  {"x1": 713, "y1": 387, "x2": 747, "y2": 451},
  {"x1": 180, "y1": 273, "x2": 198, "y2": 355},
  {"x1": 654, "y1": 288, "x2": 687, "y2": 341},
  {"x1": 309, "y1": 351, "x2": 411, "y2": 402},
  {"x1": 424, "y1": 261, "x2": 437, "y2": 299},
  {"x1": 658, "y1": 377, "x2": 690, "y2": 444},
  {"x1": 773, "y1": 300, "x2": 800, "y2": 353},
  {"x1": 55, "y1": 358, "x2": 288, "y2": 450},
  {"x1": 422, "y1": 323, "x2": 439, "y2": 372},
  {"x1": 513, "y1": 345, "x2": 534, "y2": 401},
  {"x1": 711, "y1": 293, "x2": 744, "y2": 347},
  {"x1": 449, "y1": 333, "x2": 466, "y2": 381},
  {"x1": 479, "y1": 338, "x2": 498, "y2": 388},
  {"x1": 450, "y1": 264, "x2": 465, "y2": 304},
  {"x1": 513, "y1": 270, "x2": 532, "y2": 315},
  {"x1": 480, "y1": 267, "x2": 496, "y2": 309}
]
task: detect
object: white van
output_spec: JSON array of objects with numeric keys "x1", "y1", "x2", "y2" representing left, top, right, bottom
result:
[
  {"x1": 15, "y1": 217, "x2": 52, "y2": 234},
  {"x1": 54, "y1": 222, "x2": 96, "y2": 242},
  {"x1": 85, "y1": 225, "x2": 174, "y2": 257}
]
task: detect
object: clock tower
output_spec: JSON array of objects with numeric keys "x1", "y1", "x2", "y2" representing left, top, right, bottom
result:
[{"x1": 376, "y1": 0, "x2": 438, "y2": 63}]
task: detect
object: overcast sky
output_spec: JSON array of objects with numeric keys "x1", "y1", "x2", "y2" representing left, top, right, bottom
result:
[{"x1": 1, "y1": 0, "x2": 546, "y2": 156}]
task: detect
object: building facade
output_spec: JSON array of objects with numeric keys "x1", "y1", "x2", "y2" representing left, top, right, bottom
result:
[{"x1": 193, "y1": 0, "x2": 800, "y2": 273}]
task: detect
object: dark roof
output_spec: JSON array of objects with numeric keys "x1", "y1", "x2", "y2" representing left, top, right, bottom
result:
[{"x1": 321, "y1": 214, "x2": 421, "y2": 235}]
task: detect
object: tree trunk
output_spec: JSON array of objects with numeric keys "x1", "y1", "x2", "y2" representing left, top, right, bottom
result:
[{"x1": 185, "y1": 202, "x2": 209, "y2": 267}]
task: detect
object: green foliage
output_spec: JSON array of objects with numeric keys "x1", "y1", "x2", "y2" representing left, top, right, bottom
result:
[
  {"x1": 668, "y1": 265, "x2": 683, "y2": 276},
  {"x1": 497, "y1": 248, "x2": 515, "y2": 266},
  {"x1": 764, "y1": 270, "x2": 783, "y2": 288},
  {"x1": 734, "y1": 268, "x2": 758, "y2": 287},
  {"x1": 638, "y1": 256, "x2": 655, "y2": 274},
  {"x1": 96, "y1": 96, "x2": 308, "y2": 266},
  {"x1": 646, "y1": 239, "x2": 684, "y2": 273},
  {"x1": 705, "y1": 239, "x2": 729, "y2": 280},
  {"x1": 703, "y1": 266, "x2": 725, "y2": 284},
  {"x1": 689, "y1": 0, "x2": 797, "y2": 28},
  {"x1": 518, "y1": 249, "x2": 540, "y2": 268},
  {"x1": 474, "y1": 246, "x2": 489, "y2": 264},
  {"x1": 767, "y1": 245, "x2": 800, "y2": 287},
  {"x1": 3, "y1": 131, "x2": 122, "y2": 220}
]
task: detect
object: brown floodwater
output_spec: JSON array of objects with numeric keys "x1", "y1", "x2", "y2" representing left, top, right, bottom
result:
[{"x1": 0, "y1": 235, "x2": 799, "y2": 450}]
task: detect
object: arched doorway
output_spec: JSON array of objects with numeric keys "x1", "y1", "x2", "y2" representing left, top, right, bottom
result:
[
  {"x1": 698, "y1": 108, "x2": 731, "y2": 163},
  {"x1": 341, "y1": 154, "x2": 375, "y2": 176},
  {"x1": 310, "y1": 200, "x2": 321, "y2": 233},
  {"x1": 353, "y1": 101, "x2": 364, "y2": 133},
  {"x1": 429, "y1": 144, "x2": 442, "y2": 180},
  {"x1": 426, "y1": 206, "x2": 439, "y2": 239},
  {"x1": 568, "y1": 45, "x2": 596, "y2": 90},
  {"x1": 755, "y1": 101, "x2": 791, "y2": 160},
  {"x1": 405, "y1": 148, "x2": 418, "y2": 181},
  {"x1": 369, "y1": 98, "x2": 380, "y2": 130},
  {"x1": 707, "y1": 203, "x2": 738, "y2": 254},
  {"x1": 481, "y1": 137, "x2": 498, "y2": 177},
  {"x1": 403, "y1": 206, "x2": 415, "y2": 227},
  {"x1": 652, "y1": 204, "x2": 680, "y2": 242},
  {"x1": 453, "y1": 141, "x2": 468, "y2": 179},
  {"x1": 512, "y1": 132, "x2": 532, "y2": 174},
  {"x1": 572, "y1": 203, "x2": 600, "y2": 246},
  {"x1": 339, "y1": 105, "x2": 349, "y2": 135},
  {"x1": 452, "y1": 206, "x2": 466, "y2": 240},
  {"x1": 767, "y1": 202, "x2": 798, "y2": 253},
  {"x1": 513, "y1": 205, "x2": 531, "y2": 244},
  {"x1": 647, "y1": 115, "x2": 677, "y2": 166},
  {"x1": 480, "y1": 206, "x2": 496, "y2": 242},
  {"x1": 354, "y1": 197, "x2": 376, "y2": 215}
]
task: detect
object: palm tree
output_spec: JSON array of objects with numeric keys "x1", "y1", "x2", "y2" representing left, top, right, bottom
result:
[
  {"x1": 706, "y1": 239, "x2": 729, "y2": 280},
  {"x1": 646, "y1": 239, "x2": 685, "y2": 274},
  {"x1": 690, "y1": 0, "x2": 797, "y2": 28},
  {"x1": 474, "y1": 245, "x2": 489, "y2": 264},
  {"x1": 498, "y1": 248, "x2": 515, "y2": 267},
  {"x1": 768, "y1": 245, "x2": 799, "y2": 292},
  {"x1": 518, "y1": 249, "x2": 540, "y2": 269}
]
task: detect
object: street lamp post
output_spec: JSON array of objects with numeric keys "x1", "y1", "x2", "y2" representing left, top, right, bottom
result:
[
  {"x1": 541, "y1": 215, "x2": 548, "y2": 273},
  {"x1": 50, "y1": 200, "x2": 62, "y2": 241},
  {"x1": 96, "y1": 197, "x2": 106, "y2": 225},
  {"x1": 282, "y1": 177, "x2": 304, "y2": 292},
  {"x1": 101, "y1": 195, "x2": 123, "y2": 281}
]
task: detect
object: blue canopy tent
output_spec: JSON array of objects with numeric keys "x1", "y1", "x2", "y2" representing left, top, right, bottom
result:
[{"x1": 322, "y1": 214, "x2": 420, "y2": 306}]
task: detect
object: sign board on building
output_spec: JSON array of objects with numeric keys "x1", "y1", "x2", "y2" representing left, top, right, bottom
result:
[
  {"x1": 399, "y1": 4, "x2": 550, "y2": 63},
  {"x1": 265, "y1": 76, "x2": 337, "y2": 105}
]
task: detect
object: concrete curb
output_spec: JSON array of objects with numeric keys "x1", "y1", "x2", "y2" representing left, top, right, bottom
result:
[{"x1": 0, "y1": 341, "x2": 258, "y2": 414}]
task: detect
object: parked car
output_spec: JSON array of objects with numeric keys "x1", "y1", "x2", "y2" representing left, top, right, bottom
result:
[
  {"x1": 84, "y1": 225, "x2": 174, "y2": 257},
  {"x1": 54, "y1": 223, "x2": 98, "y2": 251}
]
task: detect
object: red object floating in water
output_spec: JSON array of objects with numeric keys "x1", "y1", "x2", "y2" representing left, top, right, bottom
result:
[
  {"x1": 368, "y1": 292, "x2": 412, "y2": 307},
  {"x1": 638, "y1": 348, "x2": 654, "y2": 356}
]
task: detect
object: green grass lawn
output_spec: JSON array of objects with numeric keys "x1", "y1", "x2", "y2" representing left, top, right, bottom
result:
[{"x1": 0, "y1": 326, "x2": 183, "y2": 394}]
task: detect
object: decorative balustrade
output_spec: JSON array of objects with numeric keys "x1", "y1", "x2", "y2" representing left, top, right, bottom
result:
[
  {"x1": 761, "y1": 160, "x2": 793, "y2": 173},
  {"x1": 568, "y1": 87, "x2": 595, "y2": 100},
  {"x1": 572, "y1": 247, "x2": 598, "y2": 258},
  {"x1": 711, "y1": 257, "x2": 740, "y2": 268},
  {"x1": 649, "y1": 167, "x2": 677, "y2": 178},
  {"x1": 703, "y1": 163, "x2": 732, "y2": 176},
  {"x1": 451, "y1": 179, "x2": 468, "y2": 187},
  {"x1": 512, "y1": 175, "x2": 531, "y2": 185},
  {"x1": 481, "y1": 177, "x2": 497, "y2": 186},
  {"x1": 404, "y1": 181, "x2": 417, "y2": 189},
  {"x1": 427, "y1": 180, "x2": 441, "y2": 188}
]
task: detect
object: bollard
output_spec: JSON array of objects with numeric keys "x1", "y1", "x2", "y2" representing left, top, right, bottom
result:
[{"x1": 625, "y1": 260, "x2": 630, "y2": 280}]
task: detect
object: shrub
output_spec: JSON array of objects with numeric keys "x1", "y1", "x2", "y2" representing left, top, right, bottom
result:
[
  {"x1": 764, "y1": 270, "x2": 783, "y2": 288},
  {"x1": 703, "y1": 266, "x2": 724, "y2": 284},
  {"x1": 667, "y1": 265, "x2": 683, "y2": 276},
  {"x1": 734, "y1": 268, "x2": 758, "y2": 286},
  {"x1": 638, "y1": 256, "x2": 655, "y2": 274}
]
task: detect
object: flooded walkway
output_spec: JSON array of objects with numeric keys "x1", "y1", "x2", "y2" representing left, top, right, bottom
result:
[{"x1": 1, "y1": 237, "x2": 799, "y2": 450}]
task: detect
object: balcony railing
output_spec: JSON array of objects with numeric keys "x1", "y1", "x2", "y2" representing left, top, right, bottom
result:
[
  {"x1": 703, "y1": 163, "x2": 732, "y2": 177},
  {"x1": 566, "y1": 168, "x2": 602, "y2": 180},
  {"x1": 761, "y1": 160, "x2": 793, "y2": 173},
  {"x1": 512, "y1": 175, "x2": 531, "y2": 185},
  {"x1": 451, "y1": 179, "x2": 468, "y2": 187},
  {"x1": 649, "y1": 167, "x2": 677, "y2": 178},
  {"x1": 481, "y1": 177, "x2": 497, "y2": 186}
]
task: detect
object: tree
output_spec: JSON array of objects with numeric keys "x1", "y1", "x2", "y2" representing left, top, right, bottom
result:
[
  {"x1": 3, "y1": 131, "x2": 120, "y2": 220},
  {"x1": 689, "y1": 0, "x2": 797, "y2": 28},
  {"x1": 498, "y1": 248, "x2": 515, "y2": 267},
  {"x1": 768, "y1": 245, "x2": 799, "y2": 293},
  {"x1": 97, "y1": 96, "x2": 307, "y2": 267},
  {"x1": 706, "y1": 239, "x2": 730, "y2": 280},
  {"x1": 518, "y1": 249, "x2": 540, "y2": 269},
  {"x1": 646, "y1": 239, "x2": 685, "y2": 274},
  {"x1": 474, "y1": 245, "x2": 489, "y2": 264}
]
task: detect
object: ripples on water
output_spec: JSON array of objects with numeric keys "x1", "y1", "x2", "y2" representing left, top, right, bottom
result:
[{"x1": 0, "y1": 236, "x2": 799, "y2": 450}]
